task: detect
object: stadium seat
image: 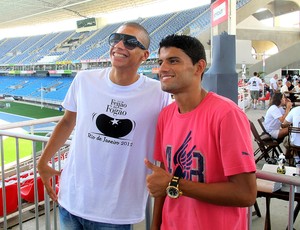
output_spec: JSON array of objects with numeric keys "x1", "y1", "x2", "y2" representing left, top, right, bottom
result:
[
  {"x1": 0, "y1": 182, "x2": 18, "y2": 216},
  {"x1": 21, "y1": 177, "x2": 45, "y2": 203}
]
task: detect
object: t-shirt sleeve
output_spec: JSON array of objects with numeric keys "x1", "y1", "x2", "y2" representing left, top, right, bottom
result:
[
  {"x1": 62, "y1": 75, "x2": 78, "y2": 112},
  {"x1": 219, "y1": 109, "x2": 256, "y2": 176}
]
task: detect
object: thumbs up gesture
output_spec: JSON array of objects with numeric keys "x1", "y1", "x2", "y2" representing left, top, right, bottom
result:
[{"x1": 144, "y1": 158, "x2": 172, "y2": 197}]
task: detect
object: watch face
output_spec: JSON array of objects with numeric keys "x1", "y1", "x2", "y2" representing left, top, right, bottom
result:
[{"x1": 166, "y1": 186, "x2": 179, "y2": 198}]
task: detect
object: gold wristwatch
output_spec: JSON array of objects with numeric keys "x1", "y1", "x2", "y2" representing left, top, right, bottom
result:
[{"x1": 166, "y1": 176, "x2": 182, "y2": 198}]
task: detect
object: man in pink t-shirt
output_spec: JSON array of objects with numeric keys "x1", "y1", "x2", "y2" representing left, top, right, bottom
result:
[{"x1": 145, "y1": 34, "x2": 257, "y2": 230}]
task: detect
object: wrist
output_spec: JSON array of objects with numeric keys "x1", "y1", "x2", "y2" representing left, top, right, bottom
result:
[{"x1": 166, "y1": 176, "x2": 183, "y2": 198}]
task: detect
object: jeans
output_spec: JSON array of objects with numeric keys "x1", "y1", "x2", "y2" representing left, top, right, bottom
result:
[{"x1": 59, "y1": 205, "x2": 133, "y2": 230}]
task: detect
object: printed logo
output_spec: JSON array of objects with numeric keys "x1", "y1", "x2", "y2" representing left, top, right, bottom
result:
[
  {"x1": 166, "y1": 131, "x2": 205, "y2": 182},
  {"x1": 87, "y1": 99, "x2": 135, "y2": 147}
]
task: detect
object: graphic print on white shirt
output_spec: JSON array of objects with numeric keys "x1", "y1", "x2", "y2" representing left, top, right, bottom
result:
[{"x1": 87, "y1": 98, "x2": 136, "y2": 146}]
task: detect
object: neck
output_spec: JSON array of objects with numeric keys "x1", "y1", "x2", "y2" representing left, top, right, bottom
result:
[
  {"x1": 110, "y1": 67, "x2": 140, "y2": 86},
  {"x1": 175, "y1": 88, "x2": 207, "y2": 114}
]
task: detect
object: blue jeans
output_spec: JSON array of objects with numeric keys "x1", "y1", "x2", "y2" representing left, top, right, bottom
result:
[{"x1": 59, "y1": 205, "x2": 133, "y2": 230}]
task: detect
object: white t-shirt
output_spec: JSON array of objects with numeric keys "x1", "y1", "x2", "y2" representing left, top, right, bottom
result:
[
  {"x1": 58, "y1": 68, "x2": 171, "y2": 224},
  {"x1": 264, "y1": 105, "x2": 285, "y2": 133},
  {"x1": 281, "y1": 85, "x2": 289, "y2": 93},
  {"x1": 283, "y1": 78, "x2": 287, "y2": 86},
  {"x1": 285, "y1": 107, "x2": 300, "y2": 146},
  {"x1": 270, "y1": 77, "x2": 278, "y2": 91},
  {"x1": 248, "y1": 76, "x2": 262, "y2": 91}
]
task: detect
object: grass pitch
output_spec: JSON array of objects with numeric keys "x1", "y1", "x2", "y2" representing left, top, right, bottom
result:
[
  {"x1": 0, "y1": 101, "x2": 64, "y2": 165},
  {"x1": 0, "y1": 101, "x2": 64, "y2": 118}
]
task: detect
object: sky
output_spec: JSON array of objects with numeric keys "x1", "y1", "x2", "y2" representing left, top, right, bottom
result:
[{"x1": 0, "y1": 0, "x2": 211, "y2": 39}]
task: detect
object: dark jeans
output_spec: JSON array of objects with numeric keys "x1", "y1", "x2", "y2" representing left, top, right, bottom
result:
[{"x1": 59, "y1": 205, "x2": 133, "y2": 230}]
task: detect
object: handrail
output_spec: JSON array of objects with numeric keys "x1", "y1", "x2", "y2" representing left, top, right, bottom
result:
[
  {"x1": 0, "y1": 116, "x2": 62, "y2": 130},
  {"x1": 0, "y1": 130, "x2": 71, "y2": 145},
  {"x1": 0, "y1": 122, "x2": 69, "y2": 229},
  {"x1": 255, "y1": 169, "x2": 300, "y2": 230},
  {"x1": 256, "y1": 169, "x2": 300, "y2": 186}
]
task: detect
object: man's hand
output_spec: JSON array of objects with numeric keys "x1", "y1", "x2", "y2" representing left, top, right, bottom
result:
[
  {"x1": 144, "y1": 159, "x2": 172, "y2": 197},
  {"x1": 37, "y1": 161, "x2": 61, "y2": 201}
]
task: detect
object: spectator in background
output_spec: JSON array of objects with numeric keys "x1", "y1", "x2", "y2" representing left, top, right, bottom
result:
[
  {"x1": 283, "y1": 75, "x2": 288, "y2": 86},
  {"x1": 145, "y1": 34, "x2": 256, "y2": 230},
  {"x1": 295, "y1": 80, "x2": 300, "y2": 92},
  {"x1": 281, "y1": 81, "x2": 296, "y2": 102},
  {"x1": 277, "y1": 79, "x2": 283, "y2": 92},
  {"x1": 37, "y1": 22, "x2": 171, "y2": 230},
  {"x1": 269, "y1": 74, "x2": 279, "y2": 98},
  {"x1": 292, "y1": 74, "x2": 299, "y2": 85},
  {"x1": 282, "y1": 106, "x2": 300, "y2": 161},
  {"x1": 264, "y1": 92, "x2": 293, "y2": 140},
  {"x1": 247, "y1": 72, "x2": 262, "y2": 109}
]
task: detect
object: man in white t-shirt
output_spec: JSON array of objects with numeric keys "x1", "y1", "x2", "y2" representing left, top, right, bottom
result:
[
  {"x1": 269, "y1": 74, "x2": 279, "y2": 98},
  {"x1": 37, "y1": 22, "x2": 171, "y2": 230},
  {"x1": 282, "y1": 106, "x2": 300, "y2": 160},
  {"x1": 247, "y1": 72, "x2": 262, "y2": 109}
]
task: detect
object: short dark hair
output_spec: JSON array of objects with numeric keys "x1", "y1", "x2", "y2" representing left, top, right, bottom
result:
[{"x1": 158, "y1": 34, "x2": 206, "y2": 65}]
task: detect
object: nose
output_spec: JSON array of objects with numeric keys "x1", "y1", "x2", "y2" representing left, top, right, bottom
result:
[
  {"x1": 158, "y1": 61, "x2": 170, "y2": 72},
  {"x1": 113, "y1": 40, "x2": 126, "y2": 49}
]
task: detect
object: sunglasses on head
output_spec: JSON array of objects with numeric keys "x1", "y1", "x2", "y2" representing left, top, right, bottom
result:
[{"x1": 108, "y1": 33, "x2": 146, "y2": 50}]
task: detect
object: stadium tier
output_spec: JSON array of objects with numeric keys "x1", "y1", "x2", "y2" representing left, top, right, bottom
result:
[
  {"x1": 0, "y1": 1, "x2": 251, "y2": 67},
  {"x1": 0, "y1": 0, "x2": 253, "y2": 103},
  {"x1": 0, "y1": 75, "x2": 73, "y2": 102}
]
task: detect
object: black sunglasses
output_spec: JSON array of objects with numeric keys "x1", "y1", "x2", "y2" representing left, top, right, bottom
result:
[{"x1": 108, "y1": 33, "x2": 146, "y2": 50}]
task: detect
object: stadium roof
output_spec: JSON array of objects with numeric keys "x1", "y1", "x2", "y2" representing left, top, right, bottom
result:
[
  {"x1": 0, "y1": 0, "x2": 165, "y2": 30},
  {"x1": 1, "y1": 0, "x2": 298, "y2": 32}
]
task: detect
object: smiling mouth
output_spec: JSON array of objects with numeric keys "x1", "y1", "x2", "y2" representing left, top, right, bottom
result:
[
  {"x1": 160, "y1": 75, "x2": 173, "y2": 81},
  {"x1": 113, "y1": 52, "x2": 127, "y2": 58}
]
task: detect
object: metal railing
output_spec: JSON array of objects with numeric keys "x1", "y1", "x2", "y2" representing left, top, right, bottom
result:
[
  {"x1": 0, "y1": 116, "x2": 71, "y2": 229},
  {"x1": 1, "y1": 117, "x2": 300, "y2": 229},
  {"x1": 249, "y1": 169, "x2": 300, "y2": 230}
]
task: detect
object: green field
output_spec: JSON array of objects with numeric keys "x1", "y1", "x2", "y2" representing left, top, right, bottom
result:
[
  {"x1": 0, "y1": 102, "x2": 64, "y2": 118},
  {"x1": 0, "y1": 102, "x2": 64, "y2": 165}
]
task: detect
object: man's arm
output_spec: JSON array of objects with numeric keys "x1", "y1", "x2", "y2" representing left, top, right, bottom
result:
[
  {"x1": 282, "y1": 119, "x2": 292, "y2": 128},
  {"x1": 279, "y1": 101, "x2": 293, "y2": 123},
  {"x1": 179, "y1": 172, "x2": 257, "y2": 207},
  {"x1": 145, "y1": 159, "x2": 256, "y2": 207},
  {"x1": 147, "y1": 162, "x2": 167, "y2": 230},
  {"x1": 37, "y1": 110, "x2": 76, "y2": 201}
]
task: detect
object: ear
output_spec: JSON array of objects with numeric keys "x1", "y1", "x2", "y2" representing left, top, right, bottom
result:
[
  {"x1": 142, "y1": 50, "x2": 150, "y2": 61},
  {"x1": 195, "y1": 59, "x2": 206, "y2": 76}
]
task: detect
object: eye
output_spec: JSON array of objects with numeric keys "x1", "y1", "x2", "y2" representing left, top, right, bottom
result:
[
  {"x1": 126, "y1": 38, "x2": 138, "y2": 45},
  {"x1": 170, "y1": 59, "x2": 179, "y2": 64},
  {"x1": 157, "y1": 60, "x2": 163, "y2": 66}
]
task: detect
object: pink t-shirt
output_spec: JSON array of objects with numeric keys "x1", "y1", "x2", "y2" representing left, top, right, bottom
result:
[{"x1": 154, "y1": 92, "x2": 256, "y2": 230}]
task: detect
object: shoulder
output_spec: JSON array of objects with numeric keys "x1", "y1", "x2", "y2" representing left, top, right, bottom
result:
[
  {"x1": 207, "y1": 92, "x2": 238, "y2": 107},
  {"x1": 203, "y1": 92, "x2": 246, "y2": 118},
  {"x1": 142, "y1": 75, "x2": 168, "y2": 94},
  {"x1": 142, "y1": 74, "x2": 161, "y2": 86},
  {"x1": 290, "y1": 106, "x2": 300, "y2": 115},
  {"x1": 268, "y1": 105, "x2": 277, "y2": 111},
  {"x1": 160, "y1": 101, "x2": 176, "y2": 113}
]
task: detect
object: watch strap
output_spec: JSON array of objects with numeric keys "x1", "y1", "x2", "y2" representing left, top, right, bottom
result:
[{"x1": 169, "y1": 176, "x2": 180, "y2": 187}]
